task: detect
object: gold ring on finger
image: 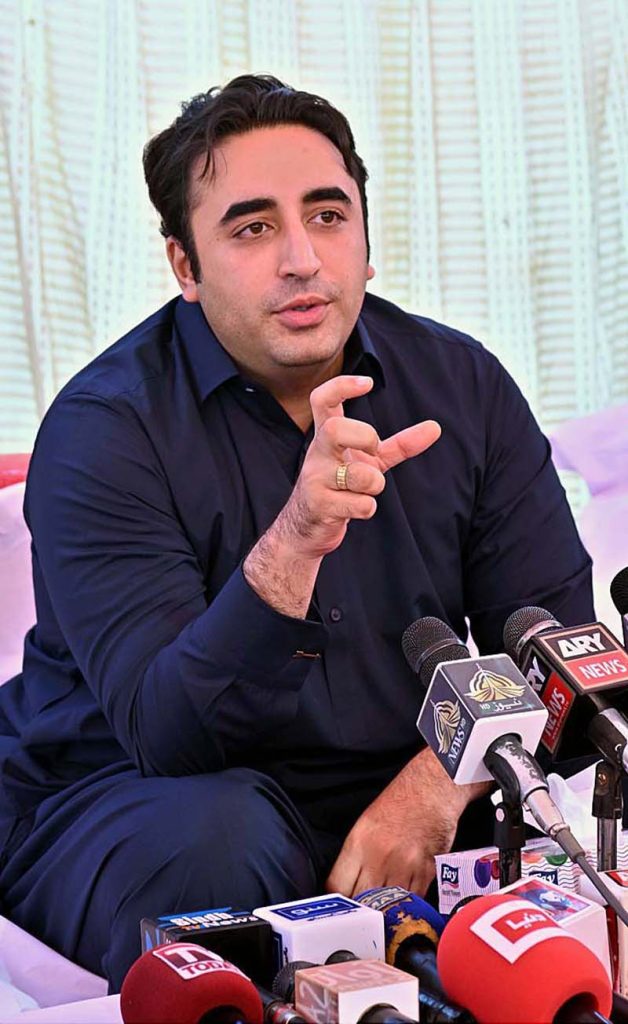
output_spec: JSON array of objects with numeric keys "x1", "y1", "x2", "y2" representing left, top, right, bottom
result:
[{"x1": 335, "y1": 463, "x2": 350, "y2": 490}]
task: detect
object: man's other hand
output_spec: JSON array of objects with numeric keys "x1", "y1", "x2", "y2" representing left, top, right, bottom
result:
[{"x1": 325, "y1": 747, "x2": 489, "y2": 898}]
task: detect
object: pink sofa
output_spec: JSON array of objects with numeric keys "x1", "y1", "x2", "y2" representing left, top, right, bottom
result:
[{"x1": 0, "y1": 456, "x2": 34, "y2": 685}]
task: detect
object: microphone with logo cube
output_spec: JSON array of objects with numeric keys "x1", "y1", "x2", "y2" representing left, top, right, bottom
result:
[
  {"x1": 268, "y1": 886, "x2": 475, "y2": 1024},
  {"x1": 503, "y1": 610, "x2": 628, "y2": 768},
  {"x1": 277, "y1": 959, "x2": 420, "y2": 1024},
  {"x1": 403, "y1": 617, "x2": 548, "y2": 886},
  {"x1": 140, "y1": 907, "x2": 276, "y2": 990},
  {"x1": 610, "y1": 568, "x2": 628, "y2": 650},
  {"x1": 503, "y1": 607, "x2": 628, "y2": 872},
  {"x1": 436, "y1": 892, "x2": 613, "y2": 1024},
  {"x1": 355, "y1": 886, "x2": 475, "y2": 1023},
  {"x1": 137, "y1": 894, "x2": 426, "y2": 1023},
  {"x1": 121, "y1": 942, "x2": 266, "y2": 1024},
  {"x1": 404, "y1": 616, "x2": 628, "y2": 927},
  {"x1": 497, "y1": 875, "x2": 612, "y2": 983},
  {"x1": 252, "y1": 893, "x2": 385, "y2": 974}
]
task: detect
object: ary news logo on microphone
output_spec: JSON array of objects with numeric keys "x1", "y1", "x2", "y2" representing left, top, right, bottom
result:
[
  {"x1": 418, "y1": 654, "x2": 547, "y2": 784},
  {"x1": 541, "y1": 624, "x2": 628, "y2": 688},
  {"x1": 470, "y1": 899, "x2": 565, "y2": 965},
  {"x1": 152, "y1": 944, "x2": 245, "y2": 981},
  {"x1": 525, "y1": 623, "x2": 628, "y2": 694},
  {"x1": 517, "y1": 621, "x2": 628, "y2": 755}
]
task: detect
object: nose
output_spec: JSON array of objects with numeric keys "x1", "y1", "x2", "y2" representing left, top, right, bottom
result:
[{"x1": 277, "y1": 221, "x2": 322, "y2": 279}]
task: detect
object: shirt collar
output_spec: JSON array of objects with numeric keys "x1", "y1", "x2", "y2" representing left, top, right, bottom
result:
[
  {"x1": 345, "y1": 313, "x2": 386, "y2": 389},
  {"x1": 174, "y1": 295, "x2": 385, "y2": 405},
  {"x1": 174, "y1": 299, "x2": 239, "y2": 403}
]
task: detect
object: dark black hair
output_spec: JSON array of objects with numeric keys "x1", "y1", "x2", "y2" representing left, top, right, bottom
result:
[{"x1": 143, "y1": 74, "x2": 370, "y2": 280}]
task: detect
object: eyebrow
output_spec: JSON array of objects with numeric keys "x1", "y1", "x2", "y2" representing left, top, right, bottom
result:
[
  {"x1": 304, "y1": 187, "x2": 352, "y2": 207},
  {"x1": 218, "y1": 186, "x2": 353, "y2": 228}
]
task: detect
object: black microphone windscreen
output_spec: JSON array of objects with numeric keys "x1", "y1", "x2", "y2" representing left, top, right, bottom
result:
[
  {"x1": 611, "y1": 568, "x2": 628, "y2": 616},
  {"x1": 402, "y1": 617, "x2": 469, "y2": 687},
  {"x1": 502, "y1": 606, "x2": 560, "y2": 662},
  {"x1": 272, "y1": 961, "x2": 314, "y2": 1004}
]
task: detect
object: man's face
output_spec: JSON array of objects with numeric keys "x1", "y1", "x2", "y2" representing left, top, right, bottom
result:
[{"x1": 168, "y1": 124, "x2": 374, "y2": 383}]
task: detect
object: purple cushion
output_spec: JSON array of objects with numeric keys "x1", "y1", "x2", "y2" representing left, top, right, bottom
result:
[{"x1": 549, "y1": 403, "x2": 628, "y2": 631}]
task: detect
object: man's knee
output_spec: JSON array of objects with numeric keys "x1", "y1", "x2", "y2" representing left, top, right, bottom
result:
[
  {"x1": 101, "y1": 768, "x2": 319, "y2": 989},
  {"x1": 1, "y1": 767, "x2": 320, "y2": 991},
  {"x1": 132, "y1": 768, "x2": 318, "y2": 896}
]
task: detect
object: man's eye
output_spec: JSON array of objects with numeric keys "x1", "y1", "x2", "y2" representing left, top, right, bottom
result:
[
  {"x1": 314, "y1": 210, "x2": 344, "y2": 225},
  {"x1": 236, "y1": 222, "x2": 269, "y2": 238}
]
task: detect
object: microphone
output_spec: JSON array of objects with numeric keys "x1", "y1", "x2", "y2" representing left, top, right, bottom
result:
[
  {"x1": 403, "y1": 617, "x2": 570, "y2": 840},
  {"x1": 406, "y1": 616, "x2": 628, "y2": 925},
  {"x1": 503, "y1": 606, "x2": 628, "y2": 770},
  {"x1": 498, "y1": 876, "x2": 612, "y2": 982},
  {"x1": 253, "y1": 893, "x2": 384, "y2": 972},
  {"x1": 436, "y1": 892, "x2": 612, "y2": 1024},
  {"x1": 274, "y1": 958, "x2": 419, "y2": 1023},
  {"x1": 120, "y1": 942, "x2": 264, "y2": 1024},
  {"x1": 273, "y1": 936, "x2": 472, "y2": 1024},
  {"x1": 256, "y1": 984, "x2": 308, "y2": 1024},
  {"x1": 611, "y1": 568, "x2": 628, "y2": 649},
  {"x1": 273, "y1": 961, "x2": 316, "y2": 1005},
  {"x1": 356, "y1": 886, "x2": 444, "y2": 976},
  {"x1": 356, "y1": 886, "x2": 474, "y2": 1023},
  {"x1": 141, "y1": 906, "x2": 275, "y2": 987}
]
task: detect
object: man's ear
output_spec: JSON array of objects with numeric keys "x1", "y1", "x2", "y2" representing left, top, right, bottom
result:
[
  {"x1": 166, "y1": 237, "x2": 199, "y2": 302},
  {"x1": 367, "y1": 263, "x2": 376, "y2": 281}
]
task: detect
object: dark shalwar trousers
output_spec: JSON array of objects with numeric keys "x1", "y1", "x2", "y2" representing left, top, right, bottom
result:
[
  {"x1": 0, "y1": 766, "x2": 341, "y2": 992},
  {"x1": 0, "y1": 762, "x2": 497, "y2": 994}
]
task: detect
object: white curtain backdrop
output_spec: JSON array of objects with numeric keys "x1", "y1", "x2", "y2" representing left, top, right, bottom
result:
[{"x1": 1, "y1": 0, "x2": 627, "y2": 513}]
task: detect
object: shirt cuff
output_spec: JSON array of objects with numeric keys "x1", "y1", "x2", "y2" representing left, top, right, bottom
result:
[{"x1": 193, "y1": 564, "x2": 329, "y2": 689}]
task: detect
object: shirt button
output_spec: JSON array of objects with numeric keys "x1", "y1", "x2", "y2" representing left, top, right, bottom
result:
[{"x1": 329, "y1": 607, "x2": 343, "y2": 623}]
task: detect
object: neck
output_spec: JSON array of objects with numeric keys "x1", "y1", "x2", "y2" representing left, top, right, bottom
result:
[
  {"x1": 276, "y1": 392, "x2": 315, "y2": 432},
  {"x1": 242, "y1": 351, "x2": 345, "y2": 432}
]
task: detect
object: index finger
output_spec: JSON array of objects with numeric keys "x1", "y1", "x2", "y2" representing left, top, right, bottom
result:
[
  {"x1": 310, "y1": 375, "x2": 374, "y2": 432},
  {"x1": 377, "y1": 420, "x2": 442, "y2": 471},
  {"x1": 324, "y1": 855, "x2": 360, "y2": 898}
]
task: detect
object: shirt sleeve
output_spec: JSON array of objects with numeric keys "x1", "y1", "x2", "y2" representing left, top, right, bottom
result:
[
  {"x1": 463, "y1": 352, "x2": 594, "y2": 654},
  {"x1": 24, "y1": 392, "x2": 328, "y2": 776}
]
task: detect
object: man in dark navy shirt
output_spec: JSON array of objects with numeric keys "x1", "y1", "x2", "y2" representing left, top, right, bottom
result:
[{"x1": 0, "y1": 75, "x2": 593, "y2": 988}]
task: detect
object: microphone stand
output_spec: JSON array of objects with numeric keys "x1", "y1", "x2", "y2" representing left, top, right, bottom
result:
[
  {"x1": 493, "y1": 795, "x2": 526, "y2": 887},
  {"x1": 592, "y1": 758, "x2": 623, "y2": 872},
  {"x1": 485, "y1": 736, "x2": 628, "y2": 928}
]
